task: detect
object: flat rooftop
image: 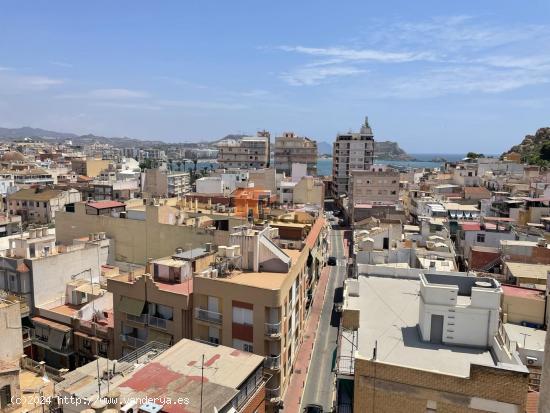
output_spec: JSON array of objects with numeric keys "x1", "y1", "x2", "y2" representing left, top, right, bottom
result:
[
  {"x1": 208, "y1": 248, "x2": 301, "y2": 290},
  {"x1": 503, "y1": 323, "x2": 546, "y2": 351},
  {"x1": 340, "y1": 276, "x2": 495, "y2": 377},
  {"x1": 57, "y1": 339, "x2": 264, "y2": 412}
]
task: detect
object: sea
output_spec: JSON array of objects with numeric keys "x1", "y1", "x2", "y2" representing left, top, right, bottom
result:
[
  {"x1": 189, "y1": 153, "x2": 466, "y2": 176},
  {"x1": 317, "y1": 153, "x2": 466, "y2": 176}
]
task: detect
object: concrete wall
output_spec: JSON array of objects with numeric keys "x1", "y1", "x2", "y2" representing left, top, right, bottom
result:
[
  {"x1": 0, "y1": 301, "x2": 23, "y2": 361},
  {"x1": 29, "y1": 245, "x2": 104, "y2": 309},
  {"x1": 56, "y1": 203, "x2": 227, "y2": 264}
]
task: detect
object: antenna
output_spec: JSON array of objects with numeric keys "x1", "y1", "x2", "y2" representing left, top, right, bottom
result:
[{"x1": 200, "y1": 354, "x2": 204, "y2": 413}]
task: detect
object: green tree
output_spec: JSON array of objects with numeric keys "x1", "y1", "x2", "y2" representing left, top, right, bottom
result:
[{"x1": 540, "y1": 142, "x2": 550, "y2": 161}]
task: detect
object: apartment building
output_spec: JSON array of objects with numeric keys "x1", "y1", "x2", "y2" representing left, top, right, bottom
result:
[
  {"x1": 192, "y1": 217, "x2": 326, "y2": 409},
  {"x1": 217, "y1": 131, "x2": 270, "y2": 169},
  {"x1": 70, "y1": 158, "x2": 112, "y2": 178},
  {"x1": 349, "y1": 166, "x2": 399, "y2": 210},
  {"x1": 336, "y1": 270, "x2": 530, "y2": 413},
  {"x1": 7, "y1": 187, "x2": 81, "y2": 224},
  {"x1": 57, "y1": 339, "x2": 266, "y2": 413},
  {"x1": 0, "y1": 229, "x2": 110, "y2": 313},
  {"x1": 274, "y1": 132, "x2": 317, "y2": 176},
  {"x1": 109, "y1": 246, "x2": 216, "y2": 357},
  {"x1": 142, "y1": 168, "x2": 191, "y2": 198},
  {"x1": 332, "y1": 117, "x2": 375, "y2": 198},
  {"x1": 57, "y1": 201, "x2": 236, "y2": 264}
]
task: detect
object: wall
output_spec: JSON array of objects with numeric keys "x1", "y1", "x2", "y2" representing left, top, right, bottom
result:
[
  {"x1": 502, "y1": 294, "x2": 545, "y2": 325},
  {"x1": 56, "y1": 203, "x2": 227, "y2": 264},
  {"x1": 354, "y1": 357, "x2": 529, "y2": 413},
  {"x1": 29, "y1": 245, "x2": 104, "y2": 309},
  {"x1": 0, "y1": 301, "x2": 23, "y2": 361}
]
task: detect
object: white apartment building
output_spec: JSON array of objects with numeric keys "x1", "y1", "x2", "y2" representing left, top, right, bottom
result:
[{"x1": 332, "y1": 117, "x2": 375, "y2": 197}]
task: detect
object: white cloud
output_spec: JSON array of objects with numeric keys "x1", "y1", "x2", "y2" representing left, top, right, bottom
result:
[
  {"x1": 91, "y1": 101, "x2": 162, "y2": 111},
  {"x1": 0, "y1": 71, "x2": 64, "y2": 93},
  {"x1": 157, "y1": 99, "x2": 247, "y2": 110},
  {"x1": 384, "y1": 67, "x2": 549, "y2": 98},
  {"x1": 50, "y1": 61, "x2": 73, "y2": 68},
  {"x1": 281, "y1": 65, "x2": 365, "y2": 86},
  {"x1": 279, "y1": 45, "x2": 434, "y2": 63},
  {"x1": 88, "y1": 88, "x2": 148, "y2": 99}
]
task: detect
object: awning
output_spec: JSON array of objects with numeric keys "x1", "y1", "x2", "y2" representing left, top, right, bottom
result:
[
  {"x1": 48, "y1": 329, "x2": 66, "y2": 351},
  {"x1": 119, "y1": 296, "x2": 145, "y2": 316},
  {"x1": 148, "y1": 330, "x2": 172, "y2": 345}
]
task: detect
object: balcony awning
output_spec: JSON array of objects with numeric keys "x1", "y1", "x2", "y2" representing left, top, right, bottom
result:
[
  {"x1": 119, "y1": 297, "x2": 145, "y2": 316},
  {"x1": 48, "y1": 329, "x2": 66, "y2": 351},
  {"x1": 148, "y1": 330, "x2": 172, "y2": 345}
]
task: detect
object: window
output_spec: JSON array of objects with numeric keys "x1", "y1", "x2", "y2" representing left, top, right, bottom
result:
[
  {"x1": 476, "y1": 233, "x2": 485, "y2": 243},
  {"x1": 233, "y1": 339, "x2": 253, "y2": 352},
  {"x1": 233, "y1": 307, "x2": 253, "y2": 326}
]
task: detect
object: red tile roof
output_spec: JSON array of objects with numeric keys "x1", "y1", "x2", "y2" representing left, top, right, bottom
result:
[
  {"x1": 501, "y1": 284, "x2": 546, "y2": 300},
  {"x1": 460, "y1": 222, "x2": 481, "y2": 231},
  {"x1": 87, "y1": 200, "x2": 126, "y2": 209}
]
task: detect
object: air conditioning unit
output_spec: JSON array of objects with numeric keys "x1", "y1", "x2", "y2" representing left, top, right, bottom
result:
[
  {"x1": 526, "y1": 356, "x2": 538, "y2": 365},
  {"x1": 120, "y1": 401, "x2": 137, "y2": 413}
]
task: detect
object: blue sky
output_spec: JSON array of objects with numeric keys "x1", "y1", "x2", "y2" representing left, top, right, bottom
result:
[{"x1": 1, "y1": 0, "x2": 549, "y2": 153}]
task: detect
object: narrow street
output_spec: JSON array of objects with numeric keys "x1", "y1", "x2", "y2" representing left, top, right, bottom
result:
[{"x1": 300, "y1": 224, "x2": 347, "y2": 411}]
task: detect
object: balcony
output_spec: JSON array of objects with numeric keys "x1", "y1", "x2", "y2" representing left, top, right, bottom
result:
[
  {"x1": 265, "y1": 322, "x2": 281, "y2": 338},
  {"x1": 120, "y1": 334, "x2": 145, "y2": 348},
  {"x1": 265, "y1": 386, "x2": 280, "y2": 401},
  {"x1": 264, "y1": 355, "x2": 281, "y2": 370},
  {"x1": 148, "y1": 314, "x2": 172, "y2": 330},
  {"x1": 22, "y1": 327, "x2": 32, "y2": 348},
  {"x1": 126, "y1": 313, "x2": 147, "y2": 324},
  {"x1": 195, "y1": 308, "x2": 222, "y2": 324}
]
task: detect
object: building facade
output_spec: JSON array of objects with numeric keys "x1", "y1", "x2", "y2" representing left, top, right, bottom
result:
[
  {"x1": 217, "y1": 131, "x2": 270, "y2": 170},
  {"x1": 332, "y1": 117, "x2": 375, "y2": 198},
  {"x1": 274, "y1": 132, "x2": 317, "y2": 176}
]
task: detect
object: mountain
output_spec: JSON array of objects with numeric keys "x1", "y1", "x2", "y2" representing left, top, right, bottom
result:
[
  {"x1": 0, "y1": 126, "x2": 78, "y2": 140},
  {"x1": 502, "y1": 127, "x2": 550, "y2": 166},
  {"x1": 375, "y1": 141, "x2": 413, "y2": 160},
  {"x1": 317, "y1": 141, "x2": 332, "y2": 155}
]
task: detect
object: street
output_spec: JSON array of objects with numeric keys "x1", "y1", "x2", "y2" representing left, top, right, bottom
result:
[{"x1": 300, "y1": 223, "x2": 347, "y2": 411}]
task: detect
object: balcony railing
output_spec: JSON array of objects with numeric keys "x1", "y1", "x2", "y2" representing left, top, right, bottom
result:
[
  {"x1": 265, "y1": 322, "x2": 281, "y2": 337},
  {"x1": 195, "y1": 308, "x2": 222, "y2": 324},
  {"x1": 148, "y1": 314, "x2": 171, "y2": 330},
  {"x1": 22, "y1": 327, "x2": 32, "y2": 347},
  {"x1": 120, "y1": 334, "x2": 145, "y2": 348},
  {"x1": 264, "y1": 355, "x2": 281, "y2": 370},
  {"x1": 265, "y1": 386, "x2": 280, "y2": 400},
  {"x1": 126, "y1": 313, "x2": 147, "y2": 324}
]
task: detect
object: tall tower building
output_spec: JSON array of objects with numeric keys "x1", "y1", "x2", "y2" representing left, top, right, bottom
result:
[{"x1": 332, "y1": 117, "x2": 375, "y2": 198}]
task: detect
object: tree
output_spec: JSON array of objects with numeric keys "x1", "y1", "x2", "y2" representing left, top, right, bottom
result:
[
  {"x1": 466, "y1": 152, "x2": 485, "y2": 159},
  {"x1": 540, "y1": 142, "x2": 550, "y2": 161}
]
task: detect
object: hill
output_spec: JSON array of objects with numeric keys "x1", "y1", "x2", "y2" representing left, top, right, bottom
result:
[
  {"x1": 375, "y1": 141, "x2": 413, "y2": 160},
  {"x1": 317, "y1": 140, "x2": 412, "y2": 160},
  {"x1": 0, "y1": 126, "x2": 78, "y2": 140},
  {"x1": 502, "y1": 127, "x2": 550, "y2": 166}
]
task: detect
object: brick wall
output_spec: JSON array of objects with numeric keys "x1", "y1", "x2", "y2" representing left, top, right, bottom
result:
[
  {"x1": 241, "y1": 384, "x2": 266, "y2": 413},
  {"x1": 354, "y1": 357, "x2": 529, "y2": 413}
]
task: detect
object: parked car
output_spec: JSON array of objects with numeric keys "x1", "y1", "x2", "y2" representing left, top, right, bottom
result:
[
  {"x1": 303, "y1": 404, "x2": 324, "y2": 413},
  {"x1": 327, "y1": 256, "x2": 337, "y2": 266}
]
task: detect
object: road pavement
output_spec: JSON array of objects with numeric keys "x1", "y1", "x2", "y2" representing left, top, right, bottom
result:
[{"x1": 300, "y1": 225, "x2": 347, "y2": 411}]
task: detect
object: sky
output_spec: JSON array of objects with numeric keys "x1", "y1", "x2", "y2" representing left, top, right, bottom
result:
[{"x1": 1, "y1": 0, "x2": 549, "y2": 153}]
